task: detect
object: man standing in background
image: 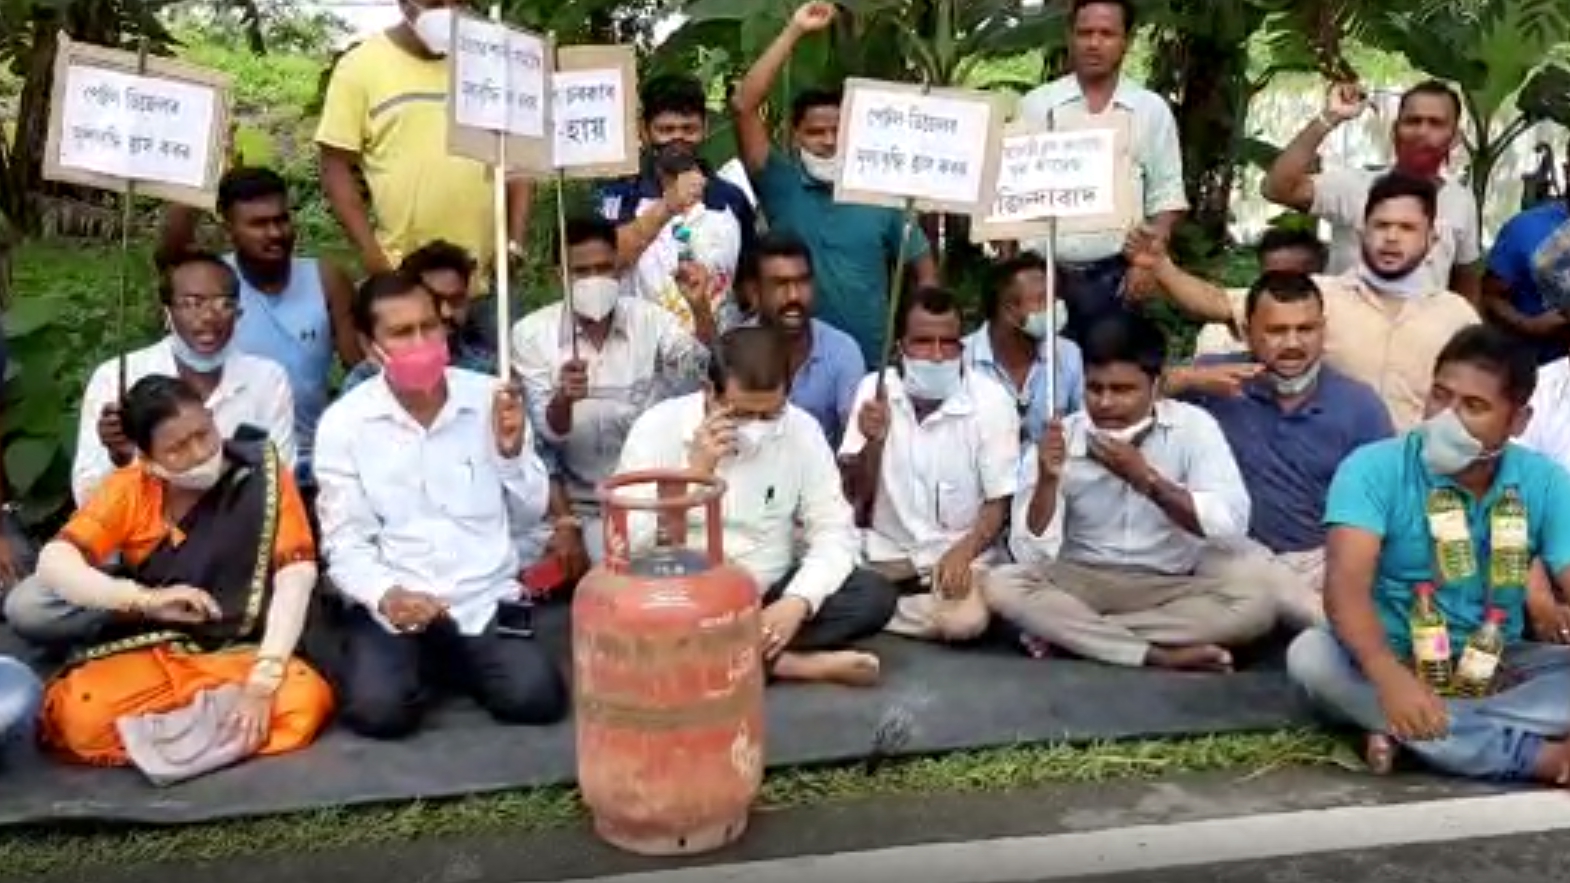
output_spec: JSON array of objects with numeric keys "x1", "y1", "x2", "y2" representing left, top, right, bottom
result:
[
  {"x1": 730, "y1": 1, "x2": 938, "y2": 367},
  {"x1": 1262, "y1": 80, "x2": 1481, "y2": 303},
  {"x1": 315, "y1": 0, "x2": 532, "y2": 344},
  {"x1": 1014, "y1": 0, "x2": 1187, "y2": 344},
  {"x1": 1481, "y1": 184, "x2": 1570, "y2": 365}
]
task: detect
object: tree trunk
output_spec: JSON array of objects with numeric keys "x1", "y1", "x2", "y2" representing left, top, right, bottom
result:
[
  {"x1": 1149, "y1": 27, "x2": 1250, "y2": 259},
  {"x1": 4, "y1": 17, "x2": 61, "y2": 235}
]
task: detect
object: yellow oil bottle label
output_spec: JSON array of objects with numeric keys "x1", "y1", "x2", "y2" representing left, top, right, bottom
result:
[
  {"x1": 1456, "y1": 647, "x2": 1501, "y2": 683},
  {"x1": 1492, "y1": 515, "x2": 1528, "y2": 550},
  {"x1": 1412, "y1": 624, "x2": 1451, "y2": 662},
  {"x1": 1428, "y1": 509, "x2": 1469, "y2": 543}
]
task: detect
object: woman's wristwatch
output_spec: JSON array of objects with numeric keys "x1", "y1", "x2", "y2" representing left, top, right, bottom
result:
[{"x1": 247, "y1": 655, "x2": 288, "y2": 694}]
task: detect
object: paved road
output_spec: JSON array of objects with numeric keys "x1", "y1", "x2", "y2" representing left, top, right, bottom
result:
[
  {"x1": 42, "y1": 769, "x2": 1570, "y2": 883},
  {"x1": 1052, "y1": 832, "x2": 1570, "y2": 883}
]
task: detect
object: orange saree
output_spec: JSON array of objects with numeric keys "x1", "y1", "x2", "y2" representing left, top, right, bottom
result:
[{"x1": 41, "y1": 439, "x2": 334, "y2": 766}]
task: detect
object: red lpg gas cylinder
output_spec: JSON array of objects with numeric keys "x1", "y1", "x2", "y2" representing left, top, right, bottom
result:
[{"x1": 572, "y1": 469, "x2": 765, "y2": 856}]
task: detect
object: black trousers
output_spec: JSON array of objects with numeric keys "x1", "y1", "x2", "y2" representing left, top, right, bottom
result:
[
  {"x1": 337, "y1": 605, "x2": 569, "y2": 740},
  {"x1": 1058, "y1": 254, "x2": 1132, "y2": 345},
  {"x1": 766, "y1": 566, "x2": 898, "y2": 652}
]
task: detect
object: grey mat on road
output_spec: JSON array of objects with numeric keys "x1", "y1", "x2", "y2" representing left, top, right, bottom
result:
[{"x1": 0, "y1": 623, "x2": 1314, "y2": 828}]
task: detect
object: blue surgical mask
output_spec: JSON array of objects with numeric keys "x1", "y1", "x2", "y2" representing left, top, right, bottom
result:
[
  {"x1": 1021, "y1": 302, "x2": 1069, "y2": 340},
  {"x1": 1417, "y1": 408, "x2": 1489, "y2": 475},
  {"x1": 170, "y1": 334, "x2": 228, "y2": 373},
  {"x1": 902, "y1": 357, "x2": 962, "y2": 402}
]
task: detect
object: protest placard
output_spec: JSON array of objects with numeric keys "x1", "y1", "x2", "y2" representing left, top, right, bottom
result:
[
  {"x1": 446, "y1": 11, "x2": 553, "y2": 172},
  {"x1": 552, "y1": 44, "x2": 638, "y2": 178},
  {"x1": 42, "y1": 35, "x2": 231, "y2": 209},
  {"x1": 833, "y1": 78, "x2": 1005, "y2": 215},
  {"x1": 972, "y1": 110, "x2": 1136, "y2": 243}
]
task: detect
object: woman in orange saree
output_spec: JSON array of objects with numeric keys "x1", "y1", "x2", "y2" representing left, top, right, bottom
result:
[{"x1": 32, "y1": 374, "x2": 333, "y2": 766}]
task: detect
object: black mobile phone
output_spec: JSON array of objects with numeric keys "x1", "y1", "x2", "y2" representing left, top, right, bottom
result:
[{"x1": 495, "y1": 599, "x2": 535, "y2": 639}]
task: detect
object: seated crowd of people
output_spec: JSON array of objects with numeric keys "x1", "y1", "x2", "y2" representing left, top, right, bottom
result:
[{"x1": 4, "y1": 0, "x2": 1570, "y2": 795}]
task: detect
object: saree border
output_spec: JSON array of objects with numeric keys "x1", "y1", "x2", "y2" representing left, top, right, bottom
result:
[{"x1": 65, "y1": 443, "x2": 284, "y2": 668}]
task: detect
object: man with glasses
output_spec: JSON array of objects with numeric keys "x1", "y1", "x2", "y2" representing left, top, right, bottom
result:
[
  {"x1": 69, "y1": 252, "x2": 297, "y2": 507},
  {"x1": 3, "y1": 251, "x2": 296, "y2": 649}
]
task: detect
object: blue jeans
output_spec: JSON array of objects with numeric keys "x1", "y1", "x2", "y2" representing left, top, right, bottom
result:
[
  {"x1": 0, "y1": 656, "x2": 42, "y2": 759},
  {"x1": 1288, "y1": 628, "x2": 1570, "y2": 780}
]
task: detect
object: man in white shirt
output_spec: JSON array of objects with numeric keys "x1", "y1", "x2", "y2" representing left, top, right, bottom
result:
[
  {"x1": 1014, "y1": 0, "x2": 1187, "y2": 342},
  {"x1": 513, "y1": 216, "x2": 711, "y2": 563},
  {"x1": 987, "y1": 313, "x2": 1276, "y2": 671},
  {"x1": 842, "y1": 287, "x2": 1020, "y2": 643},
  {"x1": 316, "y1": 271, "x2": 567, "y2": 739},
  {"x1": 616, "y1": 326, "x2": 897, "y2": 686},
  {"x1": 72, "y1": 250, "x2": 297, "y2": 506},
  {"x1": 1262, "y1": 80, "x2": 1481, "y2": 302}
]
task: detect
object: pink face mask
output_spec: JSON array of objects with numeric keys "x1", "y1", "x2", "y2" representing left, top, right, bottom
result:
[{"x1": 380, "y1": 336, "x2": 450, "y2": 393}]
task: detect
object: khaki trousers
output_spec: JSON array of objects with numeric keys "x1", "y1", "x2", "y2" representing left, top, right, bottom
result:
[
  {"x1": 986, "y1": 553, "x2": 1277, "y2": 667},
  {"x1": 871, "y1": 558, "x2": 992, "y2": 643}
]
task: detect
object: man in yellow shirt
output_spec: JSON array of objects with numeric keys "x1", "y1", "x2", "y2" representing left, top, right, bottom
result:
[{"x1": 315, "y1": 0, "x2": 532, "y2": 323}]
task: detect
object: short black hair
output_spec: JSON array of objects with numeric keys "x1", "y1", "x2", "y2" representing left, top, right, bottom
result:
[
  {"x1": 400, "y1": 240, "x2": 476, "y2": 282},
  {"x1": 896, "y1": 286, "x2": 962, "y2": 340},
  {"x1": 706, "y1": 326, "x2": 788, "y2": 394},
  {"x1": 641, "y1": 74, "x2": 707, "y2": 124},
  {"x1": 1399, "y1": 79, "x2": 1462, "y2": 124},
  {"x1": 351, "y1": 270, "x2": 431, "y2": 338},
  {"x1": 1257, "y1": 228, "x2": 1328, "y2": 272},
  {"x1": 1434, "y1": 324, "x2": 1537, "y2": 406},
  {"x1": 216, "y1": 166, "x2": 289, "y2": 215},
  {"x1": 983, "y1": 252, "x2": 1049, "y2": 320},
  {"x1": 564, "y1": 216, "x2": 617, "y2": 253},
  {"x1": 1245, "y1": 271, "x2": 1323, "y2": 319},
  {"x1": 1071, "y1": 0, "x2": 1136, "y2": 33},
  {"x1": 1081, "y1": 312, "x2": 1165, "y2": 378},
  {"x1": 120, "y1": 374, "x2": 205, "y2": 454},
  {"x1": 753, "y1": 230, "x2": 814, "y2": 276},
  {"x1": 157, "y1": 250, "x2": 239, "y2": 304},
  {"x1": 1365, "y1": 171, "x2": 1438, "y2": 223},
  {"x1": 790, "y1": 87, "x2": 843, "y2": 127}
]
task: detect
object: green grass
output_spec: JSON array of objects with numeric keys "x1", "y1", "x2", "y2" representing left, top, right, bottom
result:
[{"x1": 0, "y1": 729, "x2": 1349, "y2": 879}]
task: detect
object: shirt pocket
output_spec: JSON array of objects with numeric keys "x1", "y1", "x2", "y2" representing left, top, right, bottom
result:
[
  {"x1": 934, "y1": 478, "x2": 981, "y2": 533},
  {"x1": 427, "y1": 455, "x2": 508, "y2": 522}
]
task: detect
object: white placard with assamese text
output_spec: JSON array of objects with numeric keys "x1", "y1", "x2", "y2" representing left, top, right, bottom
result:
[
  {"x1": 452, "y1": 17, "x2": 547, "y2": 138},
  {"x1": 56, "y1": 64, "x2": 216, "y2": 188},
  {"x1": 987, "y1": 128, "x2": 1116, "y2": 223},
  {"x1": 553, "y1": 69, "x2": 627, "y2": 169},
  {"x1": 840, "y1": 88, "x2": 991, "y2": 206}
]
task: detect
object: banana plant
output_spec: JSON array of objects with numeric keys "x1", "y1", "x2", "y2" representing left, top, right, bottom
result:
[{"x1": 1365, "y1": 0, "x2": 1570, "y2": 217}]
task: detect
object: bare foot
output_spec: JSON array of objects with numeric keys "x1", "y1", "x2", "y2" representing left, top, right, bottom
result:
[
  {"x1": 1145, "y1": 644, "x2": 1233, "y2": 672},
  {"x1": 1364, "y1": 733, "x2": 1397, "y2": 775},
  {"x1": 773, "y1": 650, "x2": 881, "y2": 687},
  {"x1": 1531, "y1": 740, "x2": 1570, "y2": 786}
]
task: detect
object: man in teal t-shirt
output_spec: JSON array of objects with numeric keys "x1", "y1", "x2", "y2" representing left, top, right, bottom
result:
[
  {"x1": 728, "y1": 2, "x2": 939, "y2": 368},
  {"x1": 1290, "y1": 324, "x2": 1570, "y2": 784}
]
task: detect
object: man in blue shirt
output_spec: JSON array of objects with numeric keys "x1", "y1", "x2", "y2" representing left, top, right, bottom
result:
[
  {"x1": 1185, "y1": 271, "x2": 1392, "y2": 629},
  {"x1": 729, "y1": 2, "x2": 938, "y2": 367},
  {"x1": 0, "y1": 656, "x2": 41, "y2": 768},
  {"x1": 1483, "y1": 195, "x2": 1570, "y2": 365},
  {"x1": 963, "y1": 253, "x2": 1086, "y2": 442},
  {"x1": 747, "y1": 232, "x2": 865, "y2": 447},
  {"x1": 1291, "y1": 324, "x2": 1570, "y2": 784}
]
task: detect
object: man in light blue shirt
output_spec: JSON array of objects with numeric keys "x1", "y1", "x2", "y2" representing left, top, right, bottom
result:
[
  {"x1": 1292, "y1": 324, "x2": 1570, "y2": 784},
  {"x1": 746, "y1": 231, "x2": 865, "y2": 447},
  {"x1": 1014, "y1": 0, "x2": 1187, "y2": 344},
  {"x1": 963, "y1": 253, "x2": 1085, "y2": 443}
]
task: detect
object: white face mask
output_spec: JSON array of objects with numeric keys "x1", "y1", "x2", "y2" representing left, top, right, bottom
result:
[
  {"x1": 1357, "y1": 262, "x2": 1430, "y2": 300},
  {"x1": 1093, "y1": 415, "x2": 1154, "y2": 443},
  {"x1": 148, "y1": 448, "x2": 225, "y2": 492},
  {"x1": 799, "y1": 149, "x2": 839, "y2": 183},
  {"x1": 732, "y1": 418, "x2": 783, "y2": 460},
  {"x1": 407, "y1": 5, "x2": 454, "y2": 56},
  {"x1": 570, "y1": 276, "x2": 620, "y2": 322}
]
